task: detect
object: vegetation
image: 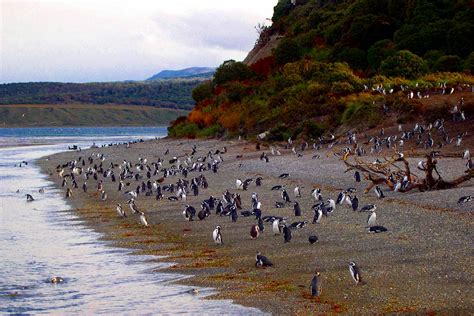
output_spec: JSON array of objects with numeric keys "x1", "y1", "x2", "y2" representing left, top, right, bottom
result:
[
  {"x1": 168, "y1": 0, "x2": 474, "y2": 139},
  {"x1": 0, "y1": 80, "x2": 201, "y2": 110}
]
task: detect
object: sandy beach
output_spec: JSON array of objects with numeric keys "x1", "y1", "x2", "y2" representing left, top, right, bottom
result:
[{"x1": 37, "y1": 136, "x2": 473, "y2": 314}]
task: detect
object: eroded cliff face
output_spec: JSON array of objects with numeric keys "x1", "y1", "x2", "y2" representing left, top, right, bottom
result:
[{"x1": 243, "y1": 34, "x2": 283, "y2": 66}]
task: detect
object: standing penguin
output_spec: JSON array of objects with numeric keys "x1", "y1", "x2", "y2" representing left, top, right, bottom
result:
[
  {"x1": 312, "y1": 207, "x2": 322, "y2": 224},
  {"x1": 374, "y1": 186, "x2": 384, "y2": 199},
  {"x1": 231, "y1": 206, "x2": 238, "y2": 222},
  {"x1": 250, "y1": 225, "x2": 260, "y2": 239},
  {"x1": 139, "y1": 212, "x2": 149, "y2": 227},
  {"x1": 283, "y1": 225, "x2": 292, "y2": 243},
  {"x1": 351, "y1": 195, "x2": 359, "y2": 211},
  {"x1": 273, "y1": 218, "x2": 283, "y2": 235},
  {"x1": 65, "y1": 188, "x2": 72, "y2": 198},
  {"x1": 116, "y1": 203, "x2": 126, "y2": 218},
  {"x1": 282, "y1": 189, "x2": 291, "y2": 203},
  {"x1": 258, "y1": 217, "x2": 265, "y2": 233},
  {"x1": 367, "y1": 210, "x2": 377, "y2": 227},
  {"x1": 213, "y1": 225, "x2": 223, "y2": 245},
  {"x1": 354, "y1": 171, "x2": 361, "y2": 182},
  {"x1": 310, "y1": 271, "x2": 322, "y2": 296},
  {"x1": 293, "y1": 201, "x2": 302, "y2": 216},
  {"x1": 349, "y1": 262, "x2": 362, "y2": 285}
]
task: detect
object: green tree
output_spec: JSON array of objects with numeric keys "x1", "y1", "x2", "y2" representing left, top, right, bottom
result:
[
  {"x1": 192, "y1": 82, "x2": 213, "y2": 103},
  {"x1": 274, "y1": 39, "x2": 303, "y2": 66},
  {"x1": 272, "y1": 0, "x2": 293, "y2": 22},
  {"x1": 447, "y1": 23, "x2": 474, "y2": 58},
  {"x1": 380, "y1": 50, "x2": 428, "y2": 78},
  {"x1": 462, "y1": 52, "x2": 474, "y2": 74},
  {"x1": 433, "y1": 55, "x2": 462, "y2": 72},
  {"x1": 367, "y1": 39, "x2": 396, "y2": 70},
  {"x1": 213, "y1": 60, "x2": 255, "y2": 86}
]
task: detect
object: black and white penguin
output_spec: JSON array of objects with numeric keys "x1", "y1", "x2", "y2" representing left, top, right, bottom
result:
[
  {"x1": 351, "y1": 195, "x2": 359, "y2": 211},
  {"x1": 271, "y1": 185, "x2": 283, "y2": 191},
  {"x1": 272, "y1": 218, "x2": 283, "y2": 235},
  {"x1": 312, "y1": 207, "x2": 322, "y2": 224},
  {"x1": 374, "y1": 186, "x2": 384, "y2": 199},
  {"x1": 293, "y1": 201, "x2": 302, "y2": 216},
  {"x1": 367, "y1": 210, "x2": 376, "y2": 227},
  {"x1": 231, "y1": 206, "x2": 238, "y2": 222},
  {"x1": 282, "y1": 189, "x2": 291, "y2": 203},
  {"x1": 139, "y1": 212, "x2": 149, "y2": 226},
  {"x1": 258, "y1": 217, "x2": 264, "y2": 232},
  {"x1": 290, "y1": 221, "x2": 307, "y2": 229},
  {"x1": 212, "y1": 225, "x2": 223, "y2": 245},
  {"x1": 308, "y1": 235, "x2": 318, "y2": 244},
  {"x1": 274, "y1": 201, "x2": 285, "y2": 208},
  {"x1": 183, "y1": 205, "x2": 196, "y2": 221},
  {"x1": 283, "y1": 225, "x2": 292, "y2": 243},
  {"x1": 349, "y1": 261, "x2": 362, "y2": 285},
  {"x1": 279, "y1": 173, "x2": 290, "y2": 179},
  {"x1": 256, "y1": 177, "x2": 263, "y2": 186},
  {"x1": 310, "y1": 272, "x2": 321, "y2": 296},
  {"x1": 360, "y1": 204, "x2": 376, "y2": 212},
  {"x1": 354, "y1": 171, "x2": 361, "y2": 182},
  {"x1": 65, "y1": 188, "x2": 72, "y2": 198},
  {"x1": 311, "y1": 188, "x2": 322, "y2": 201},
  {"x1": 458, "y1": 195, "x2": 471, "y2": 204},
  {"x1": 336, "y1": 191, "x2": 346, "y2": 205},
  {"x1": 100, "y1": 190, "x2": 107, "y2": 201},
  {"x1": 368, "y1": 225, "x2": 387, "y2": 233},
  {"x1": 82, "y1": 182, "x2": 87, "y2": 193},
  {"x1": 294, "y1": 186, "x2": 301, "y2": 198},
  {"x1": 250, "y1": 225, "x2": 260, "y2": 239},
  {"x1": 25, "y1": 194, "x2": 35, "y2": 202},
  {"x1": 255, "y1": 251, "x2": 273, "y2": 268},
  {"x1": 116, "y1": 203, "x2": 126, "y2": 218},
  {"x1": 129, "y1": 199, "x2": 140, "y2": 214}
]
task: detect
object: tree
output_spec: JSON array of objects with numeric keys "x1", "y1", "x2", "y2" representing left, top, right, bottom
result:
[
  {"x1": 368, "y1": 39, "x2": 396, "y2": 70},
  {"x1": 192, "y1": 82, "x2": 213, "y2": 103},
  {"x1": 447, "y1": 23, "x2": 474, "y2": 58},
  {"x1": 274, "y1": 39, "x2": 303, "y2": 66},
  {"x1": 433, "y1": 55, "x2": 462, "y2": 72},
  {"x1": 463, "y1": 52, "x2": 474, "y2": 74},
  {"x1": 213, "y1": 60, "x2": 255, "y2": 86},
  {"x1": 380, "y1": 50, "x2": 428, "y2": 78}
]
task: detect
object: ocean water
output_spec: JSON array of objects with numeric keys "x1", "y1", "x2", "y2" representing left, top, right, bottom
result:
[{"x1": 0, "y1": 127, "x2": 262, "y2": 315}]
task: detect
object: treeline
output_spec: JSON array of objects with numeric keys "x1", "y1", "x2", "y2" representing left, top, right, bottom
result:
[{"x1": 0, "y1": 80, "x2": 202, "y2": 110}]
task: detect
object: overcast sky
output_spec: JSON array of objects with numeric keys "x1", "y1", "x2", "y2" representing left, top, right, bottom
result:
[{"x1": 0, "y1": 0, "x2": 276, "y2": 83}]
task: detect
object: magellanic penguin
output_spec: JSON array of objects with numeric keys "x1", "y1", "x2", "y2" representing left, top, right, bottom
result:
[
  {"x1": 116, "y1": 203, "x2": 126, "y2": 218},
  {"x1": 367, "y1": 209, "x2": 376, "y2": 227},
  {"x1": 255, "y1": 251, "x2": 273, "y2": 268},
  {"x1": 458, "y1": 195, "x2": 471, "y2": 204},
  {"x1": 354, "y1": 171, "x2": 361, "y2": 182},
  {"x1": 349, "y1": 262, "x2": 363, "y2": 285},
  {"x1": 312, "y1": 206, "x2": 323, "y2": 224},
  {"x1": 100, "y1": 190, "x2": 107, "y2": 201},
  {"x1": 139, "y1": 212, "x2": 149, "y2": 226},
  {"x1": 273, "y1": 218, "x2": 283, "y2": 235},
  {"x1": 283, "y1": 225, "x2": 292, "y2": 243},
  {"x1": 213, "y1": 225, "x2": 223, "y2": 245},
  {"x1": 26, "y1": 194, "x2": 35, "y2": 202},
  {"x1": 250, "y1": 225, "x2": 260, "y2": 239},
  {"x1": 293, "y1": 201, "x2": 302, "y2": 216},
  {"x1": 65, "y1": 188, "x2": 72, "y2": 198},
  {"x1": 351, "y1": 195, "x2": 359, "y2": 211},
  {"x1": 374, "y1": 186, "x2": 385, "y2": 199},
  {"x1": 310, "y1": 271, "x2": 322, "y2": 296},
  {"x1": 282, "y1": 189, "x2": 291, "y2": 203},
  {"x1": 308, "y1": 235, "x2": 318, "y2": 244}
]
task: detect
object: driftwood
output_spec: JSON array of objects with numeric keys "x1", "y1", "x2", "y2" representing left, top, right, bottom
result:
[{"x1": 342, "y1": 151, "x2": 473, "y2": 193}]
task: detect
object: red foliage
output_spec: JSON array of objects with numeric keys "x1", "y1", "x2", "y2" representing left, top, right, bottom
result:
[
  {"x1": 250, "y1": 56, "x2": 276, "y2": 77},
  {"x1": 214, "y1": 86, "x2": 225, "y2": 96},
  {"x1": 314, "y1": 36, "x2": 326, "y2": 47}
]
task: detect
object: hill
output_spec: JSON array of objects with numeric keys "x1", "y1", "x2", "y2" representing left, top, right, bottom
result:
[
  {"x1": 0, "y1": 80, "x2": 201, "y2": 110},
  {"x1": 168, "y1": 0, "x2": 474, "y2": 139},
  {"x1": 146, "y1": 67, "x2": 216, "y2": 81}
]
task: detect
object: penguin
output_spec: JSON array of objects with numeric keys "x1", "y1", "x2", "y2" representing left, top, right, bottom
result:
[
  {"x1": 282, "y1": 189, "x2": 291, "y2": 203},
  {"x1": 374, "y1": 186, "x2": 384, "y2": 199},
  {"x1": 274, "y1": 201, "x2": 285, "y2": 208},
  {"x1": 360, "y1": 204, "x2": 376, "y2": 212},
  {"x1": 354, "y1": 171, "x2": 361, "y2": 182},
  {"x1": 351, "y1": 195, "x2": 359, "y2": 211},
  {"x1": 183, "y1": 205, "x2": 196, "y2": 221},
  {"x1": 250, "y1": 225, "x2": 260, "y2": 239},
  {"x1": 82, "y1": 182, "x2": 87, "y2": 193},
  {"x1": 308, "y1": 235, "x2": 318, "y2": 244},
  {"x1": 39, "y1": 188, "x2": 45, "y2": 194},
  {"x1": 349, "y1": 261, "x2": 362, "y2": 285},
  {"x1": 312, "y1": 207, "x2": 322, "y2": 224},
  {"x1": 273, "y1": 218, "x2": 283, "y2": 235},
  {"x1": 65, "y1": 188, "x2": 72, "y2": 198},
  {"x1": 255, "y1": 177, "x2": 263, "y2": 186},
  {"x1": 293, "y1": 201, "x2": 302, "y2": 216},
  {"x1": 258, "y1": 217, "x2": 264, "y2": 232},
  {"x1": 116, "y1": 203, "x2": 126, "y2": 218},
  {"x1": 336, "y1": 191, "x2": 346, "y2": 205},
  {"x1": 255, "y1": 251, "x2": 273, "y2": 268},
  {"x1": 25, "y1": 194, "x2": 35, "y2": 202},
  {"x1": 279, "y1": 173, "x2": 289, "y2": 179},
  {"x1": 100, "y1": 190, "x2": 107, "y2": 201},
  {"x1": 294, "y1": 186, "x2": 301, "y2": 198},
  {"x1": 367, "y1": 210, "x2": 376, "y2": 227},
  {"x1": 139, "y1": 212, "x2": 149, "y2": 227},
  {"x1": 283, "y1": 225, "x2": 292, "y2": 243},
  {"x1": 311, "y1": 188, "x2": 322, "y2": 201},
  {"x1": 271, "y1": 185, "x2": 283, "y2": 191},
  {"x1": 212, "y1": 226, "x2": 223, "y2": 245},
  {"x1": 50, "y1": 276, "x2": 64, "y2": 284},
  {"x1": 310, "y1": 272, "x2": 321, "y2": 296},
  {"x1": 290, "y1": 221, "x2": 307, "y2": 229},
  {"x1": 231, "y1": 206, "x2": 238, "y2": 222},
  {"x1": 368, "y1": 225, "x2": 387, "y2": 233},
  {"x1": 458, "y1": 195, "x2": 471, "y2": 204}
]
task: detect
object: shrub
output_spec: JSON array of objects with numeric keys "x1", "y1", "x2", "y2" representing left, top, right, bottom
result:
[
  {"x1": 342, "y1": 101, "x2": 382, "y2": 128},
  {"x1": 463, "y1": 52, "x2": 474, "y2": 74},
  {"x1": 275, "y1": 39, "x2": 303, "y2": 66},
  {"x1": 213, "y1": 60, "x2": 255, "y2": 85},
  {"x1": 168, "y1": 121, "x2": 199, "y2": 138},
  {"x1": 267, "y1": 124, "x2": 292, "y2": 142},
  {"x1": 331, "y1": 81, "x2": 354, "y2": 95},
  {"x1": 334, "y1": 47, "x2": 367, "y2": 70},
  {"x1": 433, "y1": 55, "x2": 462, "y2": 72},
  {"x1": 447, "y1": 23, "x2": 474, "y2": 58},
  {"x1": 197, "y1": 124, "x2": 222, "y2": 138},
  {"x1": 380, "y1": 50, "x2": 428, "y2": 79},
  {"x1": 302, "y1": 120, "x2": 325, "y2": 139},
  {"x1": 191, "y1": 82, "x2": 213, "y2": 103},
  {"x1": 367, "y1": 39, "x2": 396, "y2": 70}
]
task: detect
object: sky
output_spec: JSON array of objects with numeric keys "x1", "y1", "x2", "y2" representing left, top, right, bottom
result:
[{"x1": 0, "y1": 0, "x2": 276, "y2": 83}]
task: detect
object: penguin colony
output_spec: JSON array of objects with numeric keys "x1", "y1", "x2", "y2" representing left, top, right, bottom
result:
[{"x1": 35, "y1": 97, "x2": 472, "y2": 303}]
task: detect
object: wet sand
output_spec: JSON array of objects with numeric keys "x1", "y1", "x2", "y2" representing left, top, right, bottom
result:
[{"x1": 37, "y1": 137, "x2": 473, "y2": 314}]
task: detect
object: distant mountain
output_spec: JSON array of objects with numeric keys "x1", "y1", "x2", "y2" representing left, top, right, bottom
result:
[{"x1": 147, "y1": 67, "x2": 216, "y2": 81}]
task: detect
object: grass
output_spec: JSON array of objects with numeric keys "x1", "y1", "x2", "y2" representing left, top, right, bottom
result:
[{"x1": 0, "y1": 103, "x2": 189, "y2": 127}]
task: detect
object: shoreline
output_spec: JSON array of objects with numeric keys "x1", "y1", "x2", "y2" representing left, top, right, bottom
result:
[{"x1": 37, "y1": 137, "x2": 473, "y2": 314}]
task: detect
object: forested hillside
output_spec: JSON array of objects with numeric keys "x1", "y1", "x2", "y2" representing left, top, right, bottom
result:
[{"x1": 169, "y1": 0, "x2": 474, "y2": 138}]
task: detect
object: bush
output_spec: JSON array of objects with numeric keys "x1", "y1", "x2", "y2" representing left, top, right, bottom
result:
[
  {"x1": 447, "y1": 23, "x2": 474, "y2": 58},
  {"x1": 191, "y1": 82, "x2": 213, "y2": 103},
  {"x1": 272, "y1": 0, "x2": 292, "y2": 22},
  {"x1": 168, "y1": 121, "x2": 199, "y2": 138},
  {"x1": 275, "y1": 39, "x2": 303, "y2": 66},
  {"x1": 335, "y1": 47, "x2": 367, "y2": 70},
  {"x1": 462, "y1": 52, "x2": 474, "y2": 74},
  {"x1": 380, "y1": 50, "x2": 428, "y2": 79},
  {"x1": 342, "y1": 101, "x2": 382, "y2": 128},
  {"x1": 331, "y1": 81, "x2": 354, "y2": 95},
  {"x1": 433, "y1": 55, "x2": 462, "y2": 72},
  {"x1": 302, "y1": 120, "x2": 325, "y2": 139},
  {"x1": 267, "y1": 124, "x2": 292, "y2": 142},
  {"x1": 197, "y1": 124, "x2": 222, "y2": 138},
  {"x1": 213, "y1": 60, "x2": 255, "y2": 85},
  {"x1": 367, "y1": 39, "x2": 396, "y2": 70}
]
